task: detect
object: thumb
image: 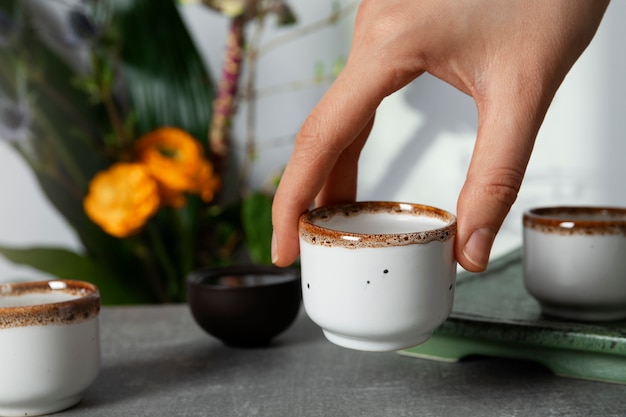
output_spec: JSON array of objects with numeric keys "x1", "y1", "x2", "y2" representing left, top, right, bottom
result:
[{"x1": 456, "y1": 83, "x2": 550, "y2": 272}]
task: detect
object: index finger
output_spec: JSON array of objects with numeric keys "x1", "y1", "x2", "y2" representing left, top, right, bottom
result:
[{"x1": 271, "y1": 69, "x2": 380, "y2": 266}]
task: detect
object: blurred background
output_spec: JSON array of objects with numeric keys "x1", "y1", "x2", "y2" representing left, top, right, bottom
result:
[{"x1": 1, "y1": 0, "x2": 625, "y2": 282}]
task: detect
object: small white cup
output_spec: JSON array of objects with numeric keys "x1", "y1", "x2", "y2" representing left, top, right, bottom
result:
[
  {"x1": 299, "y1": 201, "x2": 457, "y2": 351},
  {"x1": 523, "y1": 206, "x2": 626, "y2": 321},
  {"x1": 0, "y1": 280, "x2": 101, "y2": 417}
]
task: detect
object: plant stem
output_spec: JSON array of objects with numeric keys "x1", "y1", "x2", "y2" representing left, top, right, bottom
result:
[
  {"x1": 245, "y1": 72, "x2": 339, "y2": 99},
  {"x1": 130, "y1": 238, "x2": 170, "y2": 303},
  {"x1": 175, "y1": 205, "x2": 194, "y2": 280},
  {"x1": 238, "y1": 12, "x2": 267, "y2": 195},
  {"x1": 32, "y1": 77, "x2": 101, "y2": 144},
  {"x1": 146, "y1": 222, "x2": 181, "y2": 301},
  {"x1": 258, "y1": 1, "x2": 358, "y2": 56},
  {"x1": 32, "y1": 111, "x2": 90, "y2": 191},
  {"x1": 100, "y1": 82, "x2": 131, "y2": 148},
  {"x1": 209, "y1": 15, "x2": 246, "y2": 170}
]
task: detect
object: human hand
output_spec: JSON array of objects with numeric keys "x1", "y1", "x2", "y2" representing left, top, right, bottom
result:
[{"x1": 271, "y1": 0, "x2": 609, "y2": 271}]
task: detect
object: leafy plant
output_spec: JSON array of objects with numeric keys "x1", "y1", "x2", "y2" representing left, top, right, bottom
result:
[
  {"x1": 0, "y1": 0, "x2": 355, "y2": 304},
  {"x1": 1, "y1": 0, "x2": 254, "y2": 303}
]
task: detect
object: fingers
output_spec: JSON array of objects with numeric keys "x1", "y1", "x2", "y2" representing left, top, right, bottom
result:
[
  {"x1": 271, "y1": 1, "x2": 427, "y2": 267},
  {"x1": 454, "y1": 0, "x2": 610, "y2": 272},
  {"x1": 271, "y1": 73, "x2": 380, "y2": 266},
  {"x1": 455, "y1": 78, "x2": 549, "y2": 272},
  {"x1": 315, "y1": 116, "x2": 374, "y2": 207}
]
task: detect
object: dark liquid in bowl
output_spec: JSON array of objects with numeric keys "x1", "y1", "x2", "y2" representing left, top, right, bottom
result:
[{"x1": 205, "y1": 274, "x2": 296, "y2": 288}]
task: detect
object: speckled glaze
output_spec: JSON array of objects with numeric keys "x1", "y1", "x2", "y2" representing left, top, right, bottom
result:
[
  {"x1": 0, "y1": 280, "x2": 101, "y2": 417},
  {"x1": 523, "y1": 206, "x2": 626, "y2": 236},
  {"x1": 299, "y1": 202, "x2": 457, "y2": 352},
  {"x1": 523, "y1": 206, "x2": 626, "y2": 322},
  {"x1": 0, "y1": 280, "x2": 100, "y2": 329},
  {"x1": 299, "y1": 202, "x2": 456, "y2": 249}
]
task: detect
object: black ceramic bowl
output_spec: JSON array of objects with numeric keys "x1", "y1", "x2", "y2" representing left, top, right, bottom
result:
[{"x1": 187, "y1": 265, "x2": 301, "y2": 347}]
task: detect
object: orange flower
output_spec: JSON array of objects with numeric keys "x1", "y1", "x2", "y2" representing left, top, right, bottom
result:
[
  {"x1": 195, "y1": 160, "x2": 221, "y2": 203},
  {"x1": 84, "y1": 163, "x2": 160, "y2": 237},
  {"x1": 134, "y1": 127, "x2": 220, "y2": 207}
]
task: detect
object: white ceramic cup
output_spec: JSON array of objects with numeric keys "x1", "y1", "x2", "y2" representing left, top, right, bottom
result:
[
  {"x1": 0, "y1": 280, "x2": 101, "y2": 417},
  {"x1": 298, "y1": 201, "x2": 457, "y2": 351},
  {"x1": 523, "y1": 206, "x2": 626, "y2": 322}
]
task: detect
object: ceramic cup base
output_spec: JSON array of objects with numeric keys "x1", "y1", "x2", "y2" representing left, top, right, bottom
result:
[
  {"x1": 0, "y1": 394, "x2": 82, "y2": 417},
  {"x1": 323, "y1": 330, "x2": 432, "y2": 352},
  {"x1": 539, "y1": 303, "x2": 626, "y2": 322}
]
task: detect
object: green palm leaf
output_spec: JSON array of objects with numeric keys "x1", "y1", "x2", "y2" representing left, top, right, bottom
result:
[
  {"x1": 0, "y1": 0, "x2": 216, "y2": 304},
  {"x1": 0, "y1": 246, "x2": 148, "y2": 304},
  {"x1": 110, "y1": 0, "x2": 215, "y2": 145}
]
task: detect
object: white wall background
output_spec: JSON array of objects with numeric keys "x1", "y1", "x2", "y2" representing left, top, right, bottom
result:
[{"x1": 1, "y1": 0, "x2": 625, "y2": 282}]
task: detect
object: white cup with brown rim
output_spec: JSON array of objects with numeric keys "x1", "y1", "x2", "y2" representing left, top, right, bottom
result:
[
  {"x1": 523, "y1": 206, "x2": 626, "y2": 321},
  {"x1": 0, "y1": 280, "x2": 101, "y2": 417},
  {"x1": 298, "y1": 201, "x2": 457, "y2": 351}
]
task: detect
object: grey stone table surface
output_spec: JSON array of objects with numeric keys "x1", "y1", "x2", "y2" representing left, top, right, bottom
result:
[{"x1": 63, "y1": 304, "x2": 626, "y2": 417}]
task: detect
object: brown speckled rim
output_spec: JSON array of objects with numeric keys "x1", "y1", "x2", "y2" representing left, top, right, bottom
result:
[
  {"x1": 0, "y1": 280, "x2": 100, "y2": 330},
  {"x1": 523, "y1": 206, "x2": 626, "y2": 235},
  {"x1": 299, "y1": 201, "x2": 456, "y2": 249}
]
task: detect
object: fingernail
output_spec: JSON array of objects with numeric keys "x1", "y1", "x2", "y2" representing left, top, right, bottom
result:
[
  {"x1": 463, "y1": 228, "x2": 495, "y2": 271},
  {"x1": 271, "y1": 231, "x2": 279, "y2": 265}
]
